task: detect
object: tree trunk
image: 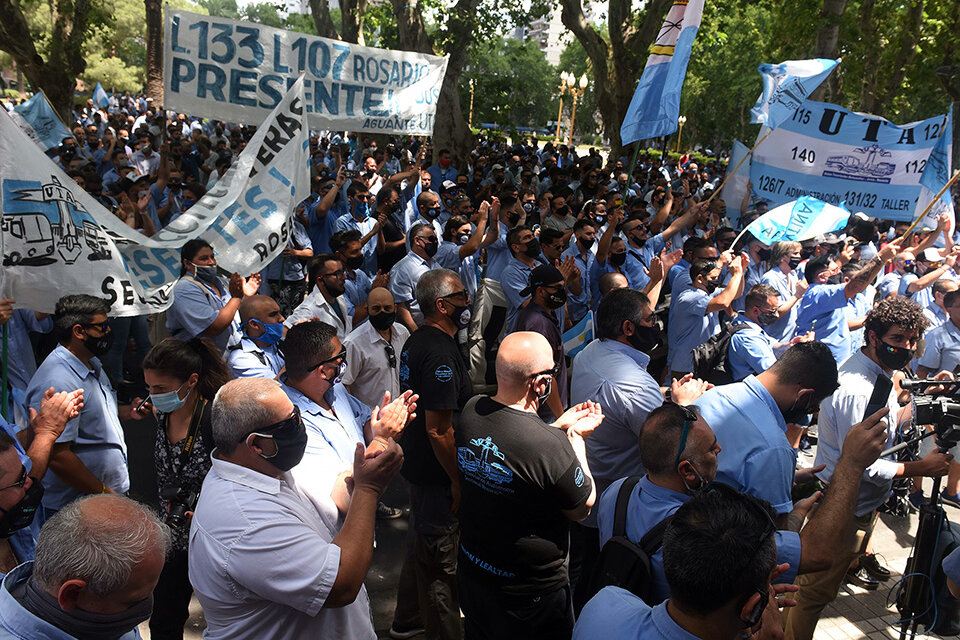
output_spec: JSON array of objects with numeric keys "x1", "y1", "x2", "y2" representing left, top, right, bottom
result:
[
  {"x1": 810, "y1": 0, "x2": 849, "y2": 102},
  {"x1": 390, "y1": 0, "x2": 431, "y2": 54},
  {"x1": 339, "y1": 0, "x2": 367, "y2": 44},
  {"x1": 308, "y1": 0, "x2": 339, "y2": 39},
  {"x1": 0, "y1": 0, "x2": 93, "y2": 119},
  {"x1": 145, "y1": 0, "x2": 163, "y2": 104},
  {"x1": 560, "y1": 0, "x2": 671, "y2": 162}
]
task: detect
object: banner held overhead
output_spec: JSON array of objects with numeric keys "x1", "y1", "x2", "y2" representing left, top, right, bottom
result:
[{"x1": 163, "y1": 8, "x2": 449, "y2": 135}]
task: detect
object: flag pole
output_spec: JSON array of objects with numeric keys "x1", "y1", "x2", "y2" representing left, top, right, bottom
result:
[
  {"x1": 899, "y1": 169, "x2": 960, "y2": 238},
  {"x1": 39, "y1": 89, "x2": 83, "y2": 150},
  {"x1": 706, "y1": 130, "x2": 772, "y2": 204}
]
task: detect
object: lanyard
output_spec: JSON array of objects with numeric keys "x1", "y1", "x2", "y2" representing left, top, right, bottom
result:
[{"x1": 164, "y1": 397, "x2": 206, "y2": 471}]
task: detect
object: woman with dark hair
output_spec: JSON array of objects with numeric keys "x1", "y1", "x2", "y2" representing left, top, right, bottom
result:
[
  {"x1": 165, "y1": 238, "x2": 261, "y2": 352},
  {"x1": 130, "y1": 336, "x2": 231, "y2": 640}
]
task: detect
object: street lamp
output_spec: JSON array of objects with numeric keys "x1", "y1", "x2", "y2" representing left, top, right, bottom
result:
[
  {"x1": 567, "y1": 73, "x2": 588, "y2": 146},
  {"x1": 555, "y1": 71, "x2": 572, "y2": 142},
  {"x1": 676, "y1": 115, "x2": 687, "y2": 152}
]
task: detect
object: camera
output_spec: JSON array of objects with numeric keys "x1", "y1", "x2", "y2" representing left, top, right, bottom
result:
[
  {"x1": 911, "y1": 395, "x2": 960, "y2": 448},
  {"x1": 161, "y1": 483, "x2": 198, "y2": 533}
]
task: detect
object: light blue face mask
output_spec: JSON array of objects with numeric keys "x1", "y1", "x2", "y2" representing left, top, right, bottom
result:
[
  {"x1": 244, "y1": 320, "x2": 283, "y2": 345},
  {"x1": 151, "y1": 382, "x2": 188, "y2": 414}
]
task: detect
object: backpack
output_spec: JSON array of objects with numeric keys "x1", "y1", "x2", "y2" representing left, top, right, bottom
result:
[
  {"x1": 581, "y1": 477, "x2": 672, "y2": 607},
  {"x1": 691, "y1": 322, "x2": 750, "y2": 385}
]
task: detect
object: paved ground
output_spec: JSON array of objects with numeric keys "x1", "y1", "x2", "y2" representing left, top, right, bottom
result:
[{"x1": 125, "y1": 412, "x2": 949, "y2": 640}]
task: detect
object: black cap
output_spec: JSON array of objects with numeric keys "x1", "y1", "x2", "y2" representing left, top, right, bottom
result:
[{"x1": 519, "y1": 264, "x2": 564, "y2": 297}]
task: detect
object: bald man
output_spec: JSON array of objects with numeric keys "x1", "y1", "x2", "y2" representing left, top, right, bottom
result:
[
  {"x1": 342, "y1": 287, "x2": 411, "y2": 408},
  {"x1": 598, "y1": 271, "x2": 629, "y2": 298},
  {"x1": 455, "y1": 331, "x2": 603, "y2": 640},
  {"x1": 227, "y1": 295, "x2": 285, "y2": 379}
]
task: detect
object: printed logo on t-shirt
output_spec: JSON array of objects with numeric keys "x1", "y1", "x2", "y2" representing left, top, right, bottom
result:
[
  {"x1": 435, "y1": 364, "x2": 454, "y2": 382},
  {"x1": 457, "y1": 436, "x2": 514, "y2": 495},
  {"x1": 574, "y1": 467, "x2": 584, "y2": 487}
]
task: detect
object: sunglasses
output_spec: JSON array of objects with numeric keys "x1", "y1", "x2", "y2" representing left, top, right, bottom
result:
[
  {"x1": 83, "y1": 321, "x2": 110, "y2": 332},
  {"x1": 671, "y1": 402, "x2": 700, "y2": 469},
  {"x1": 307, "y1": 348, "x2": 347, "y2": 372},
  {"x1": 530, "y1": 363, "x2": 561, "y2": 380},
  {"x1": 385, "y1": 343, "x2": 397, "y2": 368},
  {"x1": 246, "y1": 406, "x2": 303, "y2": 446},
  {"x1": 0, "y1": 466, "x2": 27, "y2": 492}
]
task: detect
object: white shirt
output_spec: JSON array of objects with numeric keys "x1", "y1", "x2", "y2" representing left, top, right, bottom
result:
[
  {"x1": 285, "y1": 289, "x2": 351, "y2": 339},
  {"x1": 341, "y1": 320, "x2": 410, "y2": 408},
  {"x1": 188, "y1": 456, "x2": 375, "y2": 640}
]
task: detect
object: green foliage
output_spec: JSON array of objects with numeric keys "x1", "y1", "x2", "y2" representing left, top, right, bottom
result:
[
  {"x1": 82, "y1": 52, "x2": 143, "y2": 92},
  {"x1": 283, "y1": 13, "x2": 318, "y2": 35},
  {"x1": 242, "y1": 2, "x2": 284, "y2": 28},
  {"x1": 362, "y1": 3, "x2": 398, "y2": 49},
  {"x1": 197, "y1": 0, "x2": 239, "y2": 19},
  {"x1": 460, "y1": 37, "x2": 556, "y2": 130}
]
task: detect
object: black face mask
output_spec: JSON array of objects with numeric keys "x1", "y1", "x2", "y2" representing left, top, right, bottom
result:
[
  {"x1": 0, "y1": 480, "x2": 43, "y2": 537},
  {"x1": 788, "y1": 255, "x2": 802, "y2": 269},
  {"x1": 524, "y1": 238, "x2": 541, "y2": 258},
  {"x1": 522, "y1": 202, "x2": 535, "y2": 214},
  {"x1": 19, "y1": 578, "x2": 152, "y2": 640},
  {"x1": 424, "y1": 206, "x2": 442, "y2": 218},
  {"x1": 610, "y1": 252, "x2": 627, "y2": 267},
  {"x1": 251, "y1": 408, "x2": 308, "y2": 472},
  {"x1": 578, "y1": 236, "x2": 594, "y2": 251},
  {"x1": 782, "y1": 393, "x2": 814, "y2": 424},
  {"x1": 827, "y1": 273, "x2": 843, "y2": 285},
  {"x1": 345, "y1": 255, "x2": 364, "y2": 270},
  {"x1": 627, "y1": 323, "x2": 663, "y2": 354},
  {"x1": 556, "y1": 205, "x2": 571, "y2": 217},
  {"x1": 446, "y1": 302, "x2": 471, "y2": 329},
  {"x1": 757, "y1": 248, "x2": 772, "y2": 262},
  {"x1": 545, "y1": 288, "x2": 567, "y2": 309},
  {"x1": 422, "y1": 237, "x2": 439, "y2": 257},
  {"x1": 800, "y1": 247, "x2": 814, "y2": 260},
  {"x1": 704, "y1": 278, "x2": 720, "y2": 294},
  {"x1": 83, "y1": 330, "x2": 114, "y2": 358},
  {"x1": 508, "y1": 211, "x2": 522, "y2": 225},
  {"x1": 369, "y1": 311, "x2": 396, "y2": 331},
  {"x1": 877, "y1": 340, "x2": 915, "y2": 371}
]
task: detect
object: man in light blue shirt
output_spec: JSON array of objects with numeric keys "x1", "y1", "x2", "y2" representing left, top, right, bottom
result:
[
  {"x1": 484, "y1": 196, "x2": 524, "y2": 282},
  {"x1": 562, "y1": 219, "x2": 598, "y2": 325},
  {"x1": 667, "y1": 255, "x2": 746, "y2": 378},
  {"x1": 499, "y1": 226, "x2": 546, "y2": 331},
  {"x1": 334, "y1": 183, "x2": 379, "y2": 276},
  {"x1": 786, "y1": 297, "x2": 952, "y2": 640},
  {"x1": 728, "y1": 284, "x2": 783, "y2": 382},
  {"x1": 226, "y1": 296, "x2": 285, "y2": 380},
  {"x1": 2, "y1": 307, "x2": 53, "y2": 428},
  {"x1": 389, "y1": 223, "x2": 439, "y2": 332},
  {"x1": 921, "y1": 279, "x2": 957, "y2": 330},
  {"x1": 25, "y1": 296, "x2": 129, "y2": 520},
  {"x1": 697, "y1": 342, "x2": 839, "y2": 515}
]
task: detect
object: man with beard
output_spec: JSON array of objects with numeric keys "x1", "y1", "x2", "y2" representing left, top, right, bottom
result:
[{"x1": 285, "y1": 254, "x2": 352, "y2": 338}]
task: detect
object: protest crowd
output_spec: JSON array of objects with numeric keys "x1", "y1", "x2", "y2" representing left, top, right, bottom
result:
[{"x1": 2, "y1": 86, "x2": 960, "y2": 640}]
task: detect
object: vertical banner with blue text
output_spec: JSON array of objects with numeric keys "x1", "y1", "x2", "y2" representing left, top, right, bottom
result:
[
  {"x1": 163, "y1": 8, "x2": 449, "y2": 135},
  {"x1": 0, "y1": 78, "x2": 310, "y2": 316}
]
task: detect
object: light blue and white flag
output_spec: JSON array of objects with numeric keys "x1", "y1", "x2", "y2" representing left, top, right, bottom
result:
[
  {"x1": 742, "y1": 197, "x2": 850, "y2": 246},
  {"x1": 620, "y1": 0, "x2": 704, "y2": 145},
  {"x1": 914, "y1": 105, "x2": 954, "y2": 230},
  {"x1": 10, "y1": 93, "x2": 73, "y2": 151},
  {"x1": 92, "y1": 82, "x2": 110, "y2": 109},
  {"x1": 750, "y1": 59, "x2": 839, "y2": 130},
  {"x1": 563, "y1": 311, "x2": 594, "y2": 358}
]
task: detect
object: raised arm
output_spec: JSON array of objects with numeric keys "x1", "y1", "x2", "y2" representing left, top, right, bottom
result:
[
  {"x1": 706, "y1": 254, "x2": 745, "y2": 314},
  {"x1": 844, "y1": 240, "x2": 900, "y2": 299}
]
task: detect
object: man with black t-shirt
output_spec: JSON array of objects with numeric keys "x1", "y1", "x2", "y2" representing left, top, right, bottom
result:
[
  {"x1": 390, "y1": 268, "x2": 474, "y2": 640},
  {"x1": 456, "y1": 331, "x2": 602, "y2": 640}
]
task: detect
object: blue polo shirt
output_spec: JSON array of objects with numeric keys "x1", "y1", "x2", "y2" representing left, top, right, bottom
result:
[
  {"x1": 760, "y1": 267, "x2": 799, "y2": 343},
  {"x1": 25, "y1": 345, "x2": 129, "y2": 512},
  {"x1": 695, "y1": 376, "x2": 795, "y2": 514},
  {"x1": 574, "y1": 588, "x2": 695, "y2": 640},
  {"x1": 667, "y1": 287, "x2": 719, "y2": 373},
  {"x1": 562, "y1": 246, "x2": 596, "y2": 325},
  {"x1": 795, "y1": 283, "x2": 850, "y2": 364},
  {"x1": 728, "y1": 320, "x2": 777, "y2": 381}
]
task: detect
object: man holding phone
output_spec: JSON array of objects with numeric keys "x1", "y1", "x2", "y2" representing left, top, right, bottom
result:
[{"x1": 784, "y1": 297, "x2": 953, "y2": 640}]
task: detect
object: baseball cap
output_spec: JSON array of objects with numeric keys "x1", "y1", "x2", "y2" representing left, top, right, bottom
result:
[
  {"x1": 919, "y1": 248, "x2": 942, "y2": 263},
  {"x1": 441, "y1": 180, "x2": 457, "y2": 192},
  {"x1": 519, "y1": 265, "x2": 564, "y2": 297},
  {"x1": 492, "y1": 164, "x2": 505, "y2": 171}
]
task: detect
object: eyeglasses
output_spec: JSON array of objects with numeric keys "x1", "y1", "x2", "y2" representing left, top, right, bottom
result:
[
  {"x1": 307, "y1": 348, "x2": 347, "y2": 372},
  {"x1": 385, "y1": 343, "x2": 397, "y2": 368},
  {"x1": 83, "y1": 321, "x2": 110, "y2": 332},
  {"x1": 440, "y1": 290, "x2": 469, "y2": 302},
  {"x1": 0, "y1": 466, "x2": 27, "y2": 492},
  {"x1": 672, "y1": 402, "x2": 699, "y2": 469}
]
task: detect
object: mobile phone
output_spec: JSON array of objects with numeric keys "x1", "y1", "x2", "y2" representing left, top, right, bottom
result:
[
  {"x1": 135, "y1": 397, "x2": 152, "y2": 414},
  {"x1": 344, "y1": 169, "x2": 359, "y2": 179}
]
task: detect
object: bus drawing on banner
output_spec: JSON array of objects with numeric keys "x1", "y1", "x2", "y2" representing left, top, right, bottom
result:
[
  {"x1": 2, "y1": 175, "x2": 112, "y2": 266},
  {"x1": 822, "y1": 144, "x2": 896, "y2": 183}
]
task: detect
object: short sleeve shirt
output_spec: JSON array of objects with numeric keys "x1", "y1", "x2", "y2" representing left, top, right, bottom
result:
[
  {"x1": 795, "y1": 283, "x2": 851, "y2": 363},
  {"x1": 398, "y1": 326, "x2": 473, "y2": 485},
  {"x1": 456, "y1": 396, "x2": 591, "y2": 595}
]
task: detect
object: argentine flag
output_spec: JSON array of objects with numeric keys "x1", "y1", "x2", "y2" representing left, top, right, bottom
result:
[
  {"x1": 93, "y1": 82, "x2": 111, "y2": 109},
  {"x1": 563, "y1": 311, "x2": 594, "y2": 358},
  {"x1": 10, "y1": 93, "x2": 73, "y2": 151},
  {"x1": 743, "y1": 197, "x2": 850, "y2": 246},
  {"x1": 750, "y1": 59, "x2": 839, "y2": 130},
  {"x1": 914, "y1": 105, "x2": 954, "y2": 228},
  {"x1": 620, "y1": 0, "x2": 704, "y2": 146}
]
